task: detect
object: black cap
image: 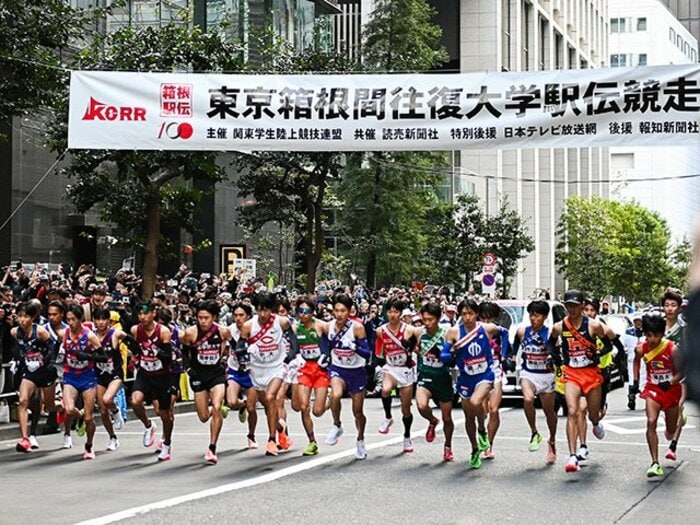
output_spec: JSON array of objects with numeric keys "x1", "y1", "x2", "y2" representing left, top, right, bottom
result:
[{"x1": 563, "y1": 290, "x2": 584, "y2": 305}]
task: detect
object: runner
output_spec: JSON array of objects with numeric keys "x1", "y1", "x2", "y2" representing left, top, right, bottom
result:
[
  {"x1": 375, "y1": 298, "x2": 420, "y2": 452},
  {"x1": 547, "y1": 290, "x2": 609, "y2": 473},
  {"x1": 127, "y1": 302, "x2": 175, "y2": 462},
  {"x1": 661, "y1": 289, "x2": 686, "y2": 461},
  {"x1": 512, "y1": 300, "x2": 558, "y2": 464},
  {"x1": 415, "y1": 302, "x2": 455, "y2": 462},
  {"x1": 181, "y1": 300, "x2": 232, "y2": 464},
  {"x1": 274, "y1": 299, "x2": 295, "y2": 453},
  {"x1": 633, "y1": 314, "x2": 682, "y2": 477},
  {"x1": 153, "y1": 307, "x2": 183, "y2": 454},
  {"x1": 92, "y1": 308, "x2": 128, "y2": 452},
  {"x1": 292, "y1": 297, "x2": 330, "y2": 456},
  {"x1": 43, "y1": 300, "x2": 69, "y2": 448},
  {"x1": 441, "y1": 299, "x2": 502, "y2": 469},
  {"x1": 237, "y1": 292, "x2": 298, "y2": 457},
  {"x1": 11, "y1": 302, "x2": 61, "y2": 453},
  {"x1": 58, "y1": 304, "x2": 106, "y2": 459},
  {"x1": 324, "y1": 294, "x2": 371, "y2": 460},
  {"x1": 226, "y1": 302, "x2": 259, "y2": 449}
]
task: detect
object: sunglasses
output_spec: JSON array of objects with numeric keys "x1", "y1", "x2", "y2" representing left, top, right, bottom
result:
[{"x1": 297, "y1": 307, "x2": 313, "y2": 315}]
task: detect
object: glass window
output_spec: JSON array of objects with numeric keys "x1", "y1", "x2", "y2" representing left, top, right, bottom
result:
[
  {"x1": 669, "y1": 27, "x2": 676, "y2": 43},
  {"x1": 638, "y1": 53, "x2": 647, "y2": 66},
  {"x1": 637, "y1": 17, "x2": 646, "y2": 31},
  {"x1": 611, "y1": 17, "x2": 619, "y2": 33},
  {"x1": 610, "y1": 54, "x2": 626, "y2": 67}
]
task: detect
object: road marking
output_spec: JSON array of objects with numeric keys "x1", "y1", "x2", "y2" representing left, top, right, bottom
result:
[{"x1": 602, "y1": 416, "x2": 695, "y2": 435}]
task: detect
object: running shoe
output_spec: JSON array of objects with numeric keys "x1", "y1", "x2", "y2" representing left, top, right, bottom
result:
[
  {"x1": 29, "y1": 435, "x2": 39, "y2": 450},
  {"x1": 83, "y1": 448, "x2": 96, "y2": 460},
  {"x1": 155, "y1": 439, "x2": 164, "y2": 453},
  {"x1": 443, "y1": 446, "x2": 454, "y2": 462},
  {"x1": 592, "y1": 422, "x2": 605, "y2": 440},
  {"x1": 111, "y1": 408, "x2": 125, "y2": 431},
  {"x1": 482, "y1": 447, "x2": 495, "y2": 460},
  {"x1": 76, "y1": 409, "x2": 86, "y2": 437},
  {"x1": 546, "y1": 441, "x2": 557, "y2": 465},
  {"x1": 205, "y1": 449, "x2": 218, "y2": 464},
  {"x1": 355, "y1": 440, "x2": 368, "y2": 460},
  {"x1": 565, "y1": 455, "x2": 580, "y2": 473},
  {"x1": 278, "y1": 430, "x2": 293, "y2": 451},
  {"x1": 247, "y1": 435, "x2": 258, "y2": 450},
  {"x1": 378, "y1": 417, "x2": 394, "y2": 435},
  {"x1": 576, "y1": 445, "x2": 589, "y2": 461},
  {"x1": 477, "y1": 431, "x2": 490, "y2": 453},
  {"x1": 62, "y1": 435, "x2": 73, "y2": 449},
  {"x1": 238, "y1": 407, "x2": 248, "y2": 423},
  {"x1": 665, "y1": 448, "x2": 677, "y2": 461},
  {"x1": 403, "y1": 437, "x2": 415, "y2": 453},
  {"x1": 265, "y1": 440, "x2": 279, "y2": 457},
  {"x1": 425, "y1": 419, "x2": 438, "y2": 443},
  {"x1": 15, "y1": 437, "x2": 31, "y2": 453},
  {"x1": 157, "y1": 443, "x2": 172, "y2": 462},
  {"x1": 303, "y1": 442, "x2": 319, "y2": 456},
  {"x1": 528, "y1": 432, "x2": 542, "y2": 452},
  {"x1": 325, "y1": 424, "x2": 343, "y2": 446},
  {"x1": 646, "y1": 462, "x2": 664, "y2": 478},
  {"x1": 469, "y1": 450, "x2": 482, "y2": 469},
  {"x1": 106, "y1": 437, "x2": 120, "y2": 451},
  {"x1": 220, "y1": 405, "x2": 229, "y2": 419},
  {"x1": 143, "y1": 422, "x2": 157, "y2": 447}
]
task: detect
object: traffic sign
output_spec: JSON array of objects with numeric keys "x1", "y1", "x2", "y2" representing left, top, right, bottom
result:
[
  {"x1": 482, "y1": 274, "x2": 496, "y2": 286},
  {"x1": 482, "y1": 252, "x2": 496, "y2": 266}
]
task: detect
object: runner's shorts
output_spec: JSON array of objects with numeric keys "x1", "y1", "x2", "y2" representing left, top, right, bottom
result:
[
  {"x1": 641, "y1": 383, "x2": 682, "y2": 412},
  {"x1": 519, "y1": 370, "x2": 555, "y2": 395},
  {"x1": 329, "y1": 365, "x2": 367, "y2": 394},
  {"x1": 23, "y1": 366, "x2": 57, "y2": 389},
  {"x1": 562, "y1": 365, "x2": 603, "y2": 395},
  {"x1": 63, "y1": 370, "x2": 97, "y2": 392},
  {"x1": 491, "y1": 362, "x2": 508, "y2": 387},
  {"x1": 417, "y1": 371, "x2": 454, "y2": 404},
  {"x1": 188, "y1": 366, "x2": 226, "y2": 393},
  {"x1": 133, "y1": 371, "x2": 173, "y2": 411},
  {"x1": 456, "y1": 369, "x2": 495, "y2": 399},
  {"x1": 98, "y1": 370, "x2": 124, "y2": 389},
  {"x1": 250, "y1": 363, "x2": 287, "y2": 391},
  {"x1": 297, "y1": 360, "x2": 330, "y2": 389},
  {"x1": 227, "y1": 368, "x2": 254, "y2": 390},
  {"x1": 382, "y1": 364, "x2": 416, "y2": 389}
]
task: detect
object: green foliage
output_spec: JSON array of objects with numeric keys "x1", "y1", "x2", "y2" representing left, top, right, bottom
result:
[
  {"x1": 668, "y1": 237, "x2": 692, "y2": 291},
  {"x1": 556, "y1": 196, "x2": 674, "y2": 302}
]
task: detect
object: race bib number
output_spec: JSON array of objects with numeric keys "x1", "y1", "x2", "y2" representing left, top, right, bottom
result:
[{"x1": 464, "y1": 358, "x2": 487, "y2": 376}]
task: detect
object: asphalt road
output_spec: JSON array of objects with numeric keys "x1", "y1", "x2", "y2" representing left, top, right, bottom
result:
[{"x1": 2, "y1": 388, "x2": 699, "y2": 525}]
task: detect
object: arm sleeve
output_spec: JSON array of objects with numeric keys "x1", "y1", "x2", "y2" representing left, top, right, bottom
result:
[
  {"x1": 156, "y1": 342, "x2": 173, "y2": 365},
  {"x1": 284, "y1": 326, "x2": 299, "y2": 360},
  {"x1": 512, "y1": 333, "x2": 522, "y2": 356},
  {"x1": 356, "y1": 338, "x2": 371, "y2": 360},
  {"x1": 122, "y1": 334, "x2": 141, "y2": 356},
  {"x1": 320, "y1": 334, "x2": 330, "y2": 358},
  {"x1": 546, "y1": 336, "x2": 562, "y2": 366},
  {"x1": 440, "y1": 341, "x2": 455, "y2": 365},
  {"x1": 374, "y1": 335, "x2": 383, "y2": 358},
  {"x1": 599, "y1": 336, "x2": 613, "y2": 356}
]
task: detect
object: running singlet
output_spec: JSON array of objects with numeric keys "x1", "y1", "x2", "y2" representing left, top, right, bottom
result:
[
  {"x1": 96, "y1": 328, "x2": 122, "y2": 375},
  {"x1": 63, "y1": 328, "x2": 94, "y2": 374},
  {"x1": 329, "y1": 320, "x2": 364, "y2": 369},
  {"x1": 43, "y1": 321, "x2": 67, "y2": 345},
  {"x1": 248, "y1": 314, "x2": 285, "y2": 368},
  {"x1": 379, "y1": 322, "x2": 410, "y2": 367},
  {"x1": 227, "y1": 324, "x2": 243, "y2": 370},
  {"x1": 560, "y1": 317, "x2": 598, "y2": 369},
  {"x1": 642, "y1": 339, "x2": 677, "y2": 386},
  {"x1": 136, "y1": 323, "x2": 168, "y2": 375},
  {"x1": 190, "y1": 324, "x2": 223, "y2": 369},
  {"x1": 170, "y1": 324, "x2": 183, "y2": 374},
  {"x1": 521, "y1": 325, "x2": 551, "y2": 374},
  {"x1": 17, "y1": 325, "x2": 51, "y2": 372},
  {"x1": 296, "y1": 322, "x2": 322, "y2": 361},
  {"x1": 454, "y1": 323, "x2": 493, "y2": 376},
  {"x1": 417, "y1": 327, "x2": 447, "y2": 371}
]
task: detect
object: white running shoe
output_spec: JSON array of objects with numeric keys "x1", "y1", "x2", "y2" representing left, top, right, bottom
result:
[
  {"x1": 592, "y1": 422, "x2": 605, "y2": 440},
  {"x1": 106, "y1": 437, "x2": 120, "y2": 451},
  {"x1": 576, "y1": 445, "x2": 590, "y2": 461},
  {"x1": 355, "y1": 440, "x2": 368, "y2": 460},
  {"x1": 403, "y1": 437, "x2": 415, "y2": 453},
  {"x1": 62, "y1": 435, "x2": 73, "y2": 449},
  {"x1": 325, "y1": 424, "x2": 344, "y2": 446},
  {"x1": 157, "y1": 443, "x2": 172, "y2": 461},
  {"x1": 378, "y1": 417, "x2": 394, "y2": 434},
  {"x1": 143, "y1": 422, "x2": 157, "y2": 447},
  {"x1": 111, "y1": 409, "x2": 125, "y2": 431},
  {"x1": 28, "y1": 435, "x2": 39, "y2": 450}
]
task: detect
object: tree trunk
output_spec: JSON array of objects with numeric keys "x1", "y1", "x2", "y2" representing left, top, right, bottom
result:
[
  {"x1": 305, "y1": 182, "x2": 326, "y2": 292},
  {"x1": 142, "y1": 193, "x2": 160, "y2": 300},
  {"x1": 365, "y1": 154, "x2": 382, "y2": 288}
]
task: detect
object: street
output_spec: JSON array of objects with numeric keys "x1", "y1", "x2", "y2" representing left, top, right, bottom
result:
[{"x1": 2, "y1": 388, "x2": 699, "y2": 525}]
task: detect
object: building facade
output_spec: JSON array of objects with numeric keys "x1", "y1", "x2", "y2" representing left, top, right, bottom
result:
[
  {"x1": 458, "y1": 0, "x2": 610, "y2": 298},
  {"x1": 609, "y1": 0, "x2": 700, "y2": 242},
  {"x1": 660, "y1": 0, "x2": 700, "y2": 49}
]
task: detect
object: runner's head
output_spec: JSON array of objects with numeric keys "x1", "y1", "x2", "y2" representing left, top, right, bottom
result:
[
  {"x1": 156, "y1": 307, "x2": 173, "y2": 324},
  {"x1": 296, "y1": 297, "x2": 316, "y2": 321},
  {"x1": 65, "y1": 303, "x2": 84, "y2": 330},
  {"x1": 563, "y1": 289, "x2": 584, "y2": 317},
  {"x1": 478, "y1": 301, "x2": 500, "y2": 323},
  {"x1": 583, "y1": 297, "x2": 600, "y2": 318},
  {"x1": 642, "y1": 314, "x2": 665, "y2": 347},
  {"x1": 385, "y1": 298, "x2": 404, "y2": 323},
  {"x1": 232, "y1": 302, "x2": 253, "y2": 329},
  {"x1": 46, "y1": 300, "x2": 66, "y2": 326},
  {"x1": 92, "y1": 307, "x2": 111, "y2": 331},
  {"x1": 420, "y1": 302, "x2": 441, "y2": 332},
  {"x1": 662, "y1": 288, "x2": 682, "y2": 321},
  {"x1": 457, "y1": 298, "x2": 480, "y2": 326},
  {"x1": 527, "y1": 300, "x2": 549, "y2": 329},
  {"x1": 137, "y1": 301, "x2": 156, "y2": 325},
  {"x1": 332, "y1": 294, "x2": 354, "y2": 323},
  {"x1": 196, "y1": 300, "x2": 220, "y2": 330},
  {"x1": 16, "y1": 301, "x2": 40, "y2": 329}
]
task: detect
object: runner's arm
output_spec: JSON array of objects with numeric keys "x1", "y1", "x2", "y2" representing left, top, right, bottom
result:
[
  {"x1": 283, "y1": 325, "x2": 299, "y2": 363},
  {"x1": 353, "y1": 322, "x2": 370, "y2": 360}
]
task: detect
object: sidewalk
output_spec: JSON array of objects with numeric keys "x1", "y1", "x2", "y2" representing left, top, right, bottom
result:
[{"x1": 0, "y1": 401, "x2": 197, "y2": 442}]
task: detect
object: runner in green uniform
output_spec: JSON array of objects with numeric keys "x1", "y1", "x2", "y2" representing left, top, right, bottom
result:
[{"x1": 416, "y1": 303, "x2": 455, "y2": 462}]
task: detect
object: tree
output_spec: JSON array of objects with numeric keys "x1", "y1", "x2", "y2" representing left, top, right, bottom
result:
[
  {"x1": 48, "y1": 23, "x2": 246, "y2": 299},
  {"x1": 668, "y1": 237, "x2": 692, "y2": 292}
]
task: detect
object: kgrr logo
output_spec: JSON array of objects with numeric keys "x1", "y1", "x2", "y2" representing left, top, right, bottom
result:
[
  {"x1": 82, "y1": 97, "x2": 147, "y2": 121},
  {"x1": 158, "y1": 122, "x2": 194, "y2": 140}
]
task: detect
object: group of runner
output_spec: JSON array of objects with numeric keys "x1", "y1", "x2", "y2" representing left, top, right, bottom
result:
[{"x1": 7, "y1": 287, "x2": 688, "y2": 478}]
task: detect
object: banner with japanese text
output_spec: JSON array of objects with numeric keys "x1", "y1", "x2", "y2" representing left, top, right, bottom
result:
[{"x1": 68, "y1": 65, "x2": 700, "y2": 151}]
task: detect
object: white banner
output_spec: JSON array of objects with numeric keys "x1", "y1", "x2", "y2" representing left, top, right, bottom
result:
[{"x1": 68, "y1": 65, "x2": 700, "y2": 151}]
